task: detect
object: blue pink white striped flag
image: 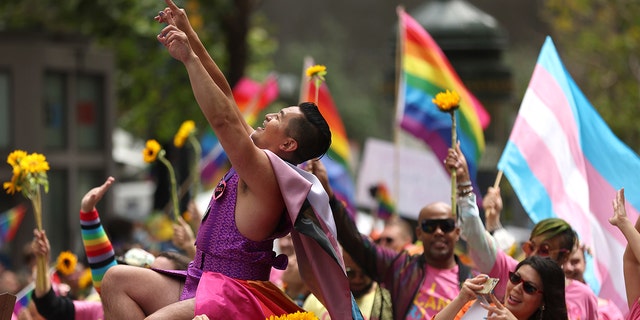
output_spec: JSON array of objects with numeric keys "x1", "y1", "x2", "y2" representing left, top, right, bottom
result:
[{"x1": 497, "y1": 36, "x2": 635, "y2": 314}]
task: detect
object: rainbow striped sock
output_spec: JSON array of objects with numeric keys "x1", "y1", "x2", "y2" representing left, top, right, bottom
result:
[{"x1": 80, "y1": 209, "x2": 117, "y2": 294}]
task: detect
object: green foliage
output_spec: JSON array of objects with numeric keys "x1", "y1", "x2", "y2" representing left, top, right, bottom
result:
[
  {"x1": 543, "y1": 0, "x2": 640, "y2": 150},
  {"x1": 0, "y1": 0, "x2": 277, "y2": 142}
]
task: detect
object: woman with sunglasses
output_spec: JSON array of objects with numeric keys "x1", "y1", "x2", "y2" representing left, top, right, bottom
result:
[
  {"x1": 433, "y1": 256, "x2": 567, "y2": 320},
  {"x1": 444, "y1": 143, "x2": 598, "y2": 320}
]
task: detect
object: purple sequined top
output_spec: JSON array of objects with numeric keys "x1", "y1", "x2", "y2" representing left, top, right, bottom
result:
[{"x1": 179, "y1": 169, "x2": 291, "y2": 300}]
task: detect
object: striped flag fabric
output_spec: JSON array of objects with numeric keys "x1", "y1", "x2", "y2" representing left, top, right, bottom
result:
[
  {"x1": 300, "y1": 57, "x2": 357, "y2": 215},
  {"x1": 0, "y1": 204, "x2": 26, "y2": 246},
  {"x1": 497, "y1": 36, "x2": 634, "y2": 314},
  {"x1": 396, "y1": 7, "x2": 490, "y2": 185},
  {"x1": 371, "y1": 182, "x2": 395, "y2": 221},
  {"x1": 200, "y1": 75, "x2": 279, "y2": 189}
]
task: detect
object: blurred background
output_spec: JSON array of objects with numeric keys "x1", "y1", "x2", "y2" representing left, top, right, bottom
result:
[{"x1": 0, "y1": 0, "x2": 638, "y2": 270}]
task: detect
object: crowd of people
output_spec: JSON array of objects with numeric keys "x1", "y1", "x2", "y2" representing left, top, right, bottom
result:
[{"x1": 3, "y1": 0, "x2": 640, "y2": 319}]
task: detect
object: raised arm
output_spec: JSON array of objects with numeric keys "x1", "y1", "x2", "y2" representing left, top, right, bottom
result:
[
  {"x1": 609, "y1": 188, "x2": 640, "y2": 309},
  {"x1": 445, "y1": 142, "x2": 499, "y2": 272},
  {"x1": 155, "y1": 0, "x2": 253, "y2": 136}
]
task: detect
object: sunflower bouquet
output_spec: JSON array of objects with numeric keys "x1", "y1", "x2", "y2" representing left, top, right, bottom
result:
[
  {"x1": 3, "y1": 150, "x2": 50, "y2": 290},
  {"x1": 433, "y1": 90, "x2": 461, "y2": 216},
  {"x1": 143, "y1": 140, "x2": 180, "y2": 221}
]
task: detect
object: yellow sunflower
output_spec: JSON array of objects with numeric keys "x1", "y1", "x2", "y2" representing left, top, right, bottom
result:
[
  {"x1": 7, "y1": 150, "x2": 27, "y2": 167},
  {"x1": 266, "y1": 311, "x2": 318, "y2": 320},
  {"x1": 143, "y1": 139, "x2": 162, "y2": 163},
  {"x1": 305, "y1": 65, "x2": 327, "y2": 80},
  {"x1": 56, "y1": 251, "x2": 78, "y2": 276},
  {"x1": 19, "y1": 153, "x2": 50, "y2": 174},
  {"x1": 78, "y1": 268, "x2": 93, "y2": 289},
  {"x1": 174, "y1": 120, "x2": 196, "y2": 148},
  {"x1": 432, "y1": 89, "x2": 460, "y2": 112}
]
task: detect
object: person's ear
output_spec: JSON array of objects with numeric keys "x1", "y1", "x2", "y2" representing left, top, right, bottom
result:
[{"x1": 281, "y1": 138, "x2": 298, "y2": 153}]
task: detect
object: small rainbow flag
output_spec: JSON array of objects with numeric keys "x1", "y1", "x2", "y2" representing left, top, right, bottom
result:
[
  {"x1": 200, "y1": 75, "x2": 279, "y2": 189},
  {"x1": 13, "y1": 282, "x2": 33, "y2": 315},
  {"x1": 396, "y1": 7, "x2": 490, "y2": 185},
  {"x1": 371, "y1": 182, "x2": 395, "y2": 221},
  {"x1": 0, "y1": 204, "x2": 26, "y2": 246},
  {"x1": 300, "y1": 57, "x2": 356, "y2": 214}
]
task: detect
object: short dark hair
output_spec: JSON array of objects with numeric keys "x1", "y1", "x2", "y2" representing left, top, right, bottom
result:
[
  {"x1": 515, "y1": 256, "x2": 567, "y2": 320},
  {"x1": 531, "y1": 218, "x2": 576, "y2": 263},
  {"x1": 286, "y1": 102, "x2": 332, "y2": 164},
  {"x1": 156, "y1": 251, "x2": 191, "y2": 270}
]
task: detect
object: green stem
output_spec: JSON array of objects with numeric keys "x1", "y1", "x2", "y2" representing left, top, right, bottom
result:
[
  {"x1": 188, "y1": 135, "x2": 202, "y2": 196},
  {"x1": 451, "y1": 111, "x2": 457, "y2": 218},
  {"x1": 159, "y1": 153, "x2": 180, "y2": 221}
]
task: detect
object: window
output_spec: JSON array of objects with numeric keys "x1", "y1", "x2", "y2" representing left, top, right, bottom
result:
[
  {"x1": 76, "y1": 75, "x2": 104, "y2": 150},
  {"x1": 44, "y1": 72, "x2": 67, "y2": 149}
]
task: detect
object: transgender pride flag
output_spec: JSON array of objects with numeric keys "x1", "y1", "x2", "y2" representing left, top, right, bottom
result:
[{"x1": 498, "y1": 37, "x2": 638, "y2": 314}]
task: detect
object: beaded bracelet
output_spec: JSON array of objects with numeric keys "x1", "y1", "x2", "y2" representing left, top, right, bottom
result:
[
  {"x1": 458, "y1": 181, "x2": 472, "y2": 187},
  {"x1": 457, "y1": 187, "x2": 474, "y2": 197}
]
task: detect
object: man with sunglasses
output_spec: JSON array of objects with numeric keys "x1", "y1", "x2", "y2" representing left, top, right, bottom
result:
[
  {"x1": 306, "y1": 159, "x2": 474, "y2": 319},
  {"x1": 445, "y1": 143, "x2": 598, "y2": 320}
]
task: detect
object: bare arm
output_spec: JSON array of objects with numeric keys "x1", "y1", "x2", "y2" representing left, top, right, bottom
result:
[
  {"x1": 158, "y1": 20, "x2": 283, "y2": 241},
  {"x1": 609, "y1": 188, "x2": 640, "y2": 308},
  {"x1": 155, "y1": 0, "x2": 253, "y2": 136}
]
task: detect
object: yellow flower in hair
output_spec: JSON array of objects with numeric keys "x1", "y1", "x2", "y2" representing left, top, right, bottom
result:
[
  {"x1": 143, "y1": 139, "x2": 162, "y2": 163},
  {"x1": 266, "y1": 311, "x2": 319, "y2": 320},
  {"x1": 173, "y1": 120, "x2": 196, "y2": 148},
  {"x1": 78, "y1": 268, "x2": 93, "y2": 289},
  {"x1": 56, "y1": 251, "x2": 78, "y2": 276},
  {"x1": 432, "y1": 89, "x2": 460, "y2": 112}
]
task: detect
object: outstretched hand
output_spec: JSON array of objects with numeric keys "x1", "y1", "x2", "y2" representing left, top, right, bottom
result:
[
  {"x1": 483, "y1": 186, "x2": 503, "y2": 231},
  {"x1": 610, "y1": 188, "x2": 629, "y2": 227},
  {"x1": 457, "y1": 274, "x2": 490, "y2": 302},
  {"x1": 81, "y1": 176, "x2": 115, "y2": 212},
  {"x1": 173, "y1": 216, "x2": 196, "y2": 258},
  {"x1": 154, "y1": 0, "x2": 191, "y2": 33}
]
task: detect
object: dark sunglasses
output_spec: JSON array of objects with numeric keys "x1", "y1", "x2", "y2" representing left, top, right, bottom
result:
[
  {"x1": 508, "y1": 271, "x2": 543, "y2": 294},
  {"x1": 421, "y1": 219, "x2": 456, "y2": 234},
  {"x1": 521, "y1": 241, "x2": 569, "y2": 258}
]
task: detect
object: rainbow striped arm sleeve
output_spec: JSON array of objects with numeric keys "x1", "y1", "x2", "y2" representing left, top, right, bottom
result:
[{"x1": 80, "y1": 209, "x2": 117, "y2": 294}]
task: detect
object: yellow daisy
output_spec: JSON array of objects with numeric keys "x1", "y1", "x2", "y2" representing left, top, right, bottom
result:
[
  {"x1": 174, "y1": 120, "x2": 196, "y2": 148},
  {"x1": 305, "y1": 65, "x2": 327, "y2": 79},
  {"x1": 432, "y1": 89, "x2": 461, "y2": 112},
  {"x1": 143, "y1": 139, "x2": 162, "y2": 163}
]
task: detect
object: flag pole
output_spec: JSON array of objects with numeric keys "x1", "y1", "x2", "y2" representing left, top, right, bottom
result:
[
  {"x1": 391, "y1": 6, "x2": 405, "y2": 218},
  {"x1": 493, "y1": 170, "x2": 503, "y2": 189}
]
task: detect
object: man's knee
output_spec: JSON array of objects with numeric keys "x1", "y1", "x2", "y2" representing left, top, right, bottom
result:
[{"x1": 102, "y1": 264, "x2": 130, "y2": 293}]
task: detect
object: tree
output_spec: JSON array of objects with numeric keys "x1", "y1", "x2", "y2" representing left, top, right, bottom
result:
[
  {"x1": 543, "y1": 0, "x2": 640, "y2": 150},
  {"x1": 0, "y1": 0, "x2": 277, "y2": 141}
]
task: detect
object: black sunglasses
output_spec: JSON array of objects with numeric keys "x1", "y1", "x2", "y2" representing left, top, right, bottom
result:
[
  {"x1": 421, "y1": 219, "x2": 456, "y2": 234},
  {"x1": 508, "y1": 271, "x2": 543, "y2": 294}
]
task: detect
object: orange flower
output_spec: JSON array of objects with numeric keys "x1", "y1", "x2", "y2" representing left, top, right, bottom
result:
[{"x1": 432, "y1": 90, "x2": 460, "y2": 112}]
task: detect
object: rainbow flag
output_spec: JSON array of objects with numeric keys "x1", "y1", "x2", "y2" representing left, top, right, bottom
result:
[
  {"x1": 200, "y1": 75, "x2": 279, "y2": 189},
  {"x1": 497, "y1": 37, "x2": 632, "y2": 314},
  {"x1": 300, "y1": 57, "x2": 356, "y2": 215},
  {"x1": 13, "y1": 282, "x2": 33, "y2": 315},
  {"x1": 396, "y1": 8, "x2": 490, "y2": 185},
  {"x1": 0, "y1": 204, "x2": 26, "y2": 246},
  {"x1": 372, "y1": 182, "x2": 395, "y2": 221}
]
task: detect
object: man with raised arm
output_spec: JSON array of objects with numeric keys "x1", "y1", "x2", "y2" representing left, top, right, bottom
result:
[{"x1": 101, "y1": 1, "x2": 360, "y2": 319}]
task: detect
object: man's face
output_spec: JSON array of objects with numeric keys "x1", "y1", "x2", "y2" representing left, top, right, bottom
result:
[
  {"x1": 376, "y1": 225, "x2": 410, "y2": 253},
  {"x1": 563, "y1": 247, "x2": 586, "y2": 282},
  {"x1": 416, "y1": 202, "x2": 459, "y2": 263},
  {"x1": 250, "y1": 106, "x2": 302, "y2": 151}
]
